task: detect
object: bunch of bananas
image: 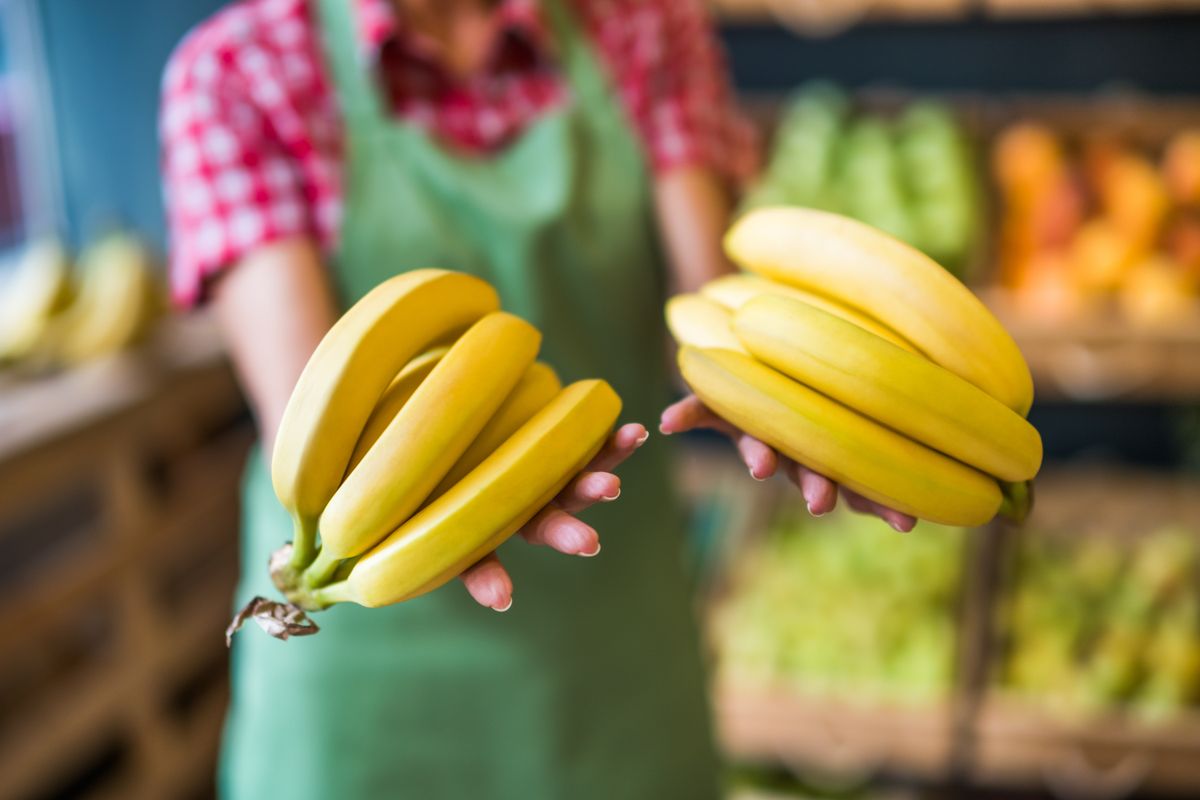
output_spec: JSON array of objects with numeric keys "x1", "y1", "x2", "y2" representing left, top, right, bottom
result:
[
  {"x1": 265, "y1": 269, "x2": 621, "y2": 615},
  {"x1": 0, "y1": 233, "x2": 163, "y2": 372},
  {"x1": 667, "y1": 207, "x2": 1042, "y2": 527}
]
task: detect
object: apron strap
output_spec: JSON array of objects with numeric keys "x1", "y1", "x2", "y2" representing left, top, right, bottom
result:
[{"x1": 314, "y1": 0, "x2": 389, "y2": 126}]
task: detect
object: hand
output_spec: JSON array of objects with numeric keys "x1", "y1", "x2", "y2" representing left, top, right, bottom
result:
[
  {"x1": 659, "y1": 395, "x2": 917, "y2": 533},
  {"x1": 458, "y1": 423, "x2": 648, "y2": 611}
]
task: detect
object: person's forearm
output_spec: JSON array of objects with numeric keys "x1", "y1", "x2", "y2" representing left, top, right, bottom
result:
[
  {"x1": 653, "y1": 165, "x2": 737, "y2": 295},
  {"x1": 211, "y1": 237, "x2": 339, "y2": 452}
]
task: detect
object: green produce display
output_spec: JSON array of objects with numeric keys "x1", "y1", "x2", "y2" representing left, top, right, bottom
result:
[
  {"x1": 744, "y1": 84, "x2": 979, "y2": 278},
  {"x1": 897, "y1": 103, "x2": 979, "y2": 272},
  {"x1": 712, "y1": 506, "x2": 966, "y2": 704},
  {"x1": 1000, "y1": 527, "x2": 1200, "y2": 719}
]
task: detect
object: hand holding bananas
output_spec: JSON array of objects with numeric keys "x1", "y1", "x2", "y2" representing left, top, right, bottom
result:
[
  {"x1": 228, "y1": 270, "x2": 634, "y2": 642},
  {"x1": 663, "y1": 207, "x2": 1041, "y2": 529}
]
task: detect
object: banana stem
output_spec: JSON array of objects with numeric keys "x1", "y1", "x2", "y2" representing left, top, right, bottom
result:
[
  {"x1": 311, "y1": 580, "x2": 355, "y2": 607},
  {"x1": 302, "y1": 547, "x2": 343, "y2": 589},
  {"x1": 289, "y1": 515, "x2": 319, "y2": 570}
]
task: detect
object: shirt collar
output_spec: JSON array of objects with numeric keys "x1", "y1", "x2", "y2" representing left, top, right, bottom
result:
[{"x1": 354, "y1": 0, "x2": 553, "y2": 66}]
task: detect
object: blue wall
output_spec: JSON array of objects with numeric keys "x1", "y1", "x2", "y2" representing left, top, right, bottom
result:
[{"x1": 39, "y1": 0, "x2": 223, "y2": 250}]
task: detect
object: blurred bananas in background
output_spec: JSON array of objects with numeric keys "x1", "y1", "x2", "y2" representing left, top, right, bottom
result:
[
  {"x1": 995, "y1": 122, "x2": 1200, "y2": 324},
  {"x1": 744, "y1": 83, "x2": 980, "y2": 278},
  {"x1": 713, "y1": 507, "x2": 965, "y2": 704},
  {"x1": 0, "y1": 232, "x2": 164, "y2": 374}
]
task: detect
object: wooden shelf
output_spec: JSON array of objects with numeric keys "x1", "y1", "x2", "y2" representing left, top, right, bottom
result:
[
  {"x1": 711, "y1": 0, "x2": 1200, "y2": 28},
  {"x1": 972, "y1": 699, "x2": 1200, "y2": 797},
  {"x1": 983, "y1": 291, "x2": 1200, "y2": 402},
  {"x1": 0, "y1": 315, "x2": 248, "y2": 800},
  {"x1": 715, "y1": 683, "x2": 958, "y2": 779}
]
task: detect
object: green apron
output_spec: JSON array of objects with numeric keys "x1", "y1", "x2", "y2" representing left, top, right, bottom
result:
[{"x1": 220, "y1": 0, "x2": 720, "y2": 796}]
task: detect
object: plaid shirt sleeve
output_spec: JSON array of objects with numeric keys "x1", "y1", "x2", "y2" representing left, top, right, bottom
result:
[
  {"x1": 159, "y1": 17, "x2": 315, "y2": 307},
  {"x1": 597, "y1": 0, "x2": 759, "y2": 182}
]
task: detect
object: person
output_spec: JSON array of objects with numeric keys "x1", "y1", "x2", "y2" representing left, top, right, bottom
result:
[{"x1": 161, "y1": 0, "x2": 915, "y2": 796}]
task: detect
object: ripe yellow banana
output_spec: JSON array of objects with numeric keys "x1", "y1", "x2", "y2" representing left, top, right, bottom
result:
[
  {"x1": 271, "y1": 269, "x2": 498, "y2": 561},
  {"x1": 314, "y1": 312, "x2": 541, "y2": 570},
  {"x1": 700, "y1": 273, "x2": 917, "y2": 353},
  {"x1": 725, "y1": 207, "x2": 1033, "y2": 414},
  {"x1": 47, "y1": 234, "x2": 160, "y2": 365},
  {"x1": 428, "y1": 360, "x2": 561, "y2": 500},
  {"x1": 0, "y1": 240, "x2": 72, "y2": 362},
  {"x1": 318, "y1": 379, "x2": 621, "y2": 608},
  {"x1": 678, "y1": 346, "x2": 1002, "y2": 526},
  {"x1": 345, "y1": 346, "x2": 450, "y2": 473},
  {"x1": 734, "y1": 294, "x2": 1043, "y2": 482},
  {"x1": 665, "y1": 293, "x2": 747, "y2": 353}
]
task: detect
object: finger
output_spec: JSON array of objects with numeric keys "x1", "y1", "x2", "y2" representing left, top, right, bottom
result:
[
  {"x1": 738, "y1": 434, "x2": 778, "y2": 481},
  {"x1": 784, "y1": 460, "x2": 838, "y2": 516},
  {"x1": 519, "y1": 506, "x2": 601, "y2": 556},
  {"x1": 841, "y1": 487, "x2": 918, "y2": 533},
  {"x1": 555, "y1": 470, "x2": 621, "y2": 514},
  {"x1": 587, "y1": 423, "x2": 649, "y2": 474},
  {"x1": 459, "y1": 553, "x2": 514, "y2": 611},
  {"x1": 659, "y1": 395, "x2": 740, "y2": 438}
]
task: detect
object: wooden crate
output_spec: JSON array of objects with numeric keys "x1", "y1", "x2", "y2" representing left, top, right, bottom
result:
[{"x1": 0, "y1": 315, "x2": 250, "y2": 800}]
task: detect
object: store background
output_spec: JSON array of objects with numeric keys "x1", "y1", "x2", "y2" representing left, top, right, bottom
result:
[{"x1": 1, "y1": 1, "x2": 1199, "y2": 798}]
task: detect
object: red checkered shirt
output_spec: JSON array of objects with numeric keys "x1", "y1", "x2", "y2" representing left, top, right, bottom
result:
[{"x1": 161, "y1": 0, "x2": 757, "y2": 306}]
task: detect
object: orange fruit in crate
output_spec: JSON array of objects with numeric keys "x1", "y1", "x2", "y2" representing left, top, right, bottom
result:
[
  {"x1": 1118, "y1": 255, "x2": 1196, "y2": 326},
  {"x1": 1098, "y1": 154, "x2": 1170, "y2": 250},
  {"x1": 1070, "y1": 220, "x2": 1139, "y2": 294},
  {"x1": 994, "y1": 122, "x2": 1065, "y2": 203},
  {"x1": 1165, "y1": 212, "x2": 1200, "y2": 280},
  {"x1": 1163, "y1": 129, "x2": 1200, "y2": 205},
  {"x1": 1013, "y1": 252, "x2": 1086, "y2": 320}
]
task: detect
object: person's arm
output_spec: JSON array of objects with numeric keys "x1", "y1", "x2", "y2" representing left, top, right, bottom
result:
[
  {"x1": 653, "y1": 165, "x2": 736, "y2": 293},
  {"x1": 210, "y1": 238, "x2": 339, "y2": 454},
  {"x1": 210, "y1": 238, "x2": 645, "y2": 611}
]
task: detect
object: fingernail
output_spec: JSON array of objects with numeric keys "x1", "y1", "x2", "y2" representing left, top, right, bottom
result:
[
  {"x1": 750, "y1": 469, "x2": 766, "y2": 482},
  {"x1": 580, "y1": 542, "x2": 602, "y2": 558},
  {"x1": 658, "y1": 423, "x2": 670, "y2": 435},
  {"x1": 635, "y1": 431, "x2": 650, "y2": 446},
  {"x1": 492, "y1": 597, "x2": 513, "y2": 612},
  {"x1": 890, "y1": 520, "x2": 908, "y2": 533},
  {"x1": 807, "y1": 502, "x2": 824, "y2": 518},
  {"x1": 601, "y1": 489, "x2": 621, "y2": 501}
]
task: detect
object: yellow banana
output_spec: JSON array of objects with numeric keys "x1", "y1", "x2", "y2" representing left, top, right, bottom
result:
[
  {"x1": 0, "y1": 240, "x2": 72, "y2": 362},
  {"x1": 271, "y1": 269, "x2": 498, "y2": 561},
  {"x1": 48, "y1": 234, "x2": 159, "y2": 365},
  {"x1": 725, "y1": 207, "x2": 1033, "y2": 414},
  {"x1": 700, "y1": 273, "x2": 917, "y2": 353},
  {"x1": 314, "y1": 312, "x2": 541, "y2": 570},
  {"x1": 678, "y1": 346, "x2": 1002, "y2": 526},
  {"x1": 428, "y1": 361, "x2": 561, "y2": 500},
  {"x1": 734, "y1": 294, "x2": 1043, "y2": 482},
  {"x1": 345, "y1": 346, "x2": 450, "y2": 474},
  {"x1": 319, "y1": 379, "x2": 621, "y2": 608},
  {"x1": 665, "y1": 293, "x2": 748, "y2": 353}
]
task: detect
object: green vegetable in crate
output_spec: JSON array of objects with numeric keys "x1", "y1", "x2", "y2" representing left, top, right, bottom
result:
[
  {"x1": 896, "y1": 102, "x2": 980, "y2": 276},
  {"x1": 834, "y1": 117, "x2": 918, "y2": 246},
  {"x1": 712, "y1": 507, "x2": 964, "y2": 704},
  {"x1": 744, "y1": 82, "x2": 847, "y2": 212}
]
